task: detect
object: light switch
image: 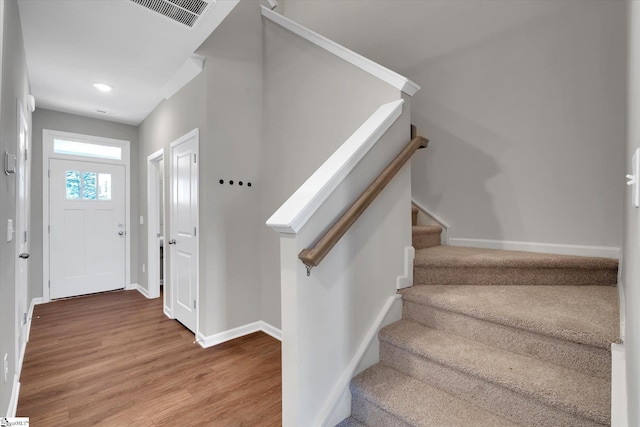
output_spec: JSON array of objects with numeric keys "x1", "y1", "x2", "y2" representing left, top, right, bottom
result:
[
  {"x1": 627, "y1": 148, "x2": 640, "y2": 208},
  {"x1": 6, "y1": 219, "x2": 13, "y2": 242}
]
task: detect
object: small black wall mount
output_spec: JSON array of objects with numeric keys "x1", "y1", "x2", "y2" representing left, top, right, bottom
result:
[{"x1": 219, "y1": 179, "x2": 252, "y2": 187}]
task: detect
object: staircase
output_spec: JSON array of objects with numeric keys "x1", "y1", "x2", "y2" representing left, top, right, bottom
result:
[{"x1": 338, "y1": 206, "x2": 619, "y2": 426}]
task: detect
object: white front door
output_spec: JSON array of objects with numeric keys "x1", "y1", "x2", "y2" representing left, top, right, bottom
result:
[
  {"x1": 15, "y1": 101, "x2": 30, "y2": 373},
  {"x1": 49, "y1": 159, "x2": 126, "y2": 299},
  {"x1": 169, "y1": 130, "x2": 199, "y2": 332}
]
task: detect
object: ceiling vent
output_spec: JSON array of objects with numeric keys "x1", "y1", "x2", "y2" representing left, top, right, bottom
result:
[{"x1": 130, "y1": 0, "x2": 215, "y2": 28}]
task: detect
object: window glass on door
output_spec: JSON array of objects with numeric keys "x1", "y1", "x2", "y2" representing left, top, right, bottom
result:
[{"x1": 65, "y1": 170, "x2": 112, "y2": 200}]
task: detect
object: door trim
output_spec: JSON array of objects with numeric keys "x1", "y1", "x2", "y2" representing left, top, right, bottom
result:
[
  {"x1": 15, "y1": 99, "x2": 29, "y2": 379},
  {"x1": 146, "y1": 148, "x2": 166, "y2": 305},
  {"x1": 42, "y1": 129, "x2": 131, "y2": 302},
  {"x1": 169, "y1": 128, "x2": 199, "y2": 335}
]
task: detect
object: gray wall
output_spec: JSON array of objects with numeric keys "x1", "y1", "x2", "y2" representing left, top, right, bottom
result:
[
  {"x1": 138, "y1": 0, "x2": 264, "y2": 336},
  {"x1": 0, "y1": 0, "x2": 31, "y2": 415},
  {"x1": 625, "y1": 2, "x2": 639, "y2": 424},
  {"x1": 31, "y1": 108, "x2": 139, "y2": 300},
  {"x1": 261, "y1": 16, "x2": 403, "y2": 328},
  {"x1": 284, "y1": 0, "x2": 626, "y2": 249}
]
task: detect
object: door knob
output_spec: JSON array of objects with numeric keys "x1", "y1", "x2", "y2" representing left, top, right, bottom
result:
[
  {"x1": 168, "y1": 239, "x2": 176, "y2": 245},
  {"x1": 19, "y1": 253, "x2": 29, "y2": 259},
  {"x1": 118, "y1": 231, "x2": 124, "y2": 236}
]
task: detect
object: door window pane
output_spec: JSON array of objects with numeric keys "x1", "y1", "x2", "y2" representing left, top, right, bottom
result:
[
  {"x1": 82, "y1": 172, "x2": 97, "y2": 200},
  {"x1": 98, "y1": 173, "x2": 111, "y2": 200},
  {"x1": 65, "y1": 171, "x2": 81, "y2": 199}
]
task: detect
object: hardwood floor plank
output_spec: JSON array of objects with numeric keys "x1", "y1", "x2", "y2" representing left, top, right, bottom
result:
[{"x1": 17, "y1": 290, "x2": 282, "y2": 426}]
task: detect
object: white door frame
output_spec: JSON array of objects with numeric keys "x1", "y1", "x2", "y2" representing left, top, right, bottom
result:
[
  {"x1": 146, "y1": 148, "x2": 167, "y2": 306},
  {"x1": 42, "y1": 129, "x2": 131, "y2": 302},
  {"x1": 169, "y1": 128, "x2": 199, "y2": 335},
  {"x1": 15, "y1": 99, "x2": 29, "y2": 377}
]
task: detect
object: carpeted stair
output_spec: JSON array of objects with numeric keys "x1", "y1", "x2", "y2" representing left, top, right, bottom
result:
[{"x1": 338, "y1": 206, "x2": 619, "y2": 426}]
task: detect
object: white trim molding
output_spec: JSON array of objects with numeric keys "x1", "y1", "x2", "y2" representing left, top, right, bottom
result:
[
  {"x1": 267, "y1": 100, "x2": 404, "y2": 234},
  {"x1": 411, "y1": 199, "x2": 450, "y2": 244},
  {"x1": 611, "y1": 343, "x2": 628, "y2": 427},
  {"x1": 196, "y1": 321, "x2": 282, "y2": 349},
  {"x1": 396, "y1": 246, "x2": 415, "y2": 289},
  {"x1": 449, "y1": 238, "x2": 622, "y2": 260},
  {"x1": 260, "y1": 6, "x2": 419, "y2": 96},
  {"x1": 315, "y1": 294, "x2": 402, "y2": 427},
  {"x1": 134, "y1": 284, "x2": 150, "y2": 299},
  {"x1": 25, "y1": 297, "x2": 42, "y2": 345},
  {"x1": 7, "y1": 375, "x2": 20, "y2": 417}
]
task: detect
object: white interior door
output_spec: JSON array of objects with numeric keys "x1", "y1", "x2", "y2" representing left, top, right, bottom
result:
[
  {"x1": 169, "y1": 131, "x2": 198, "y2": 333},
  {"x1": 49, "y1": 159, "x2": 125, "y2": 299},
  {"x1": 15, "y1": 101, "x2": 30, "y2": 373}
]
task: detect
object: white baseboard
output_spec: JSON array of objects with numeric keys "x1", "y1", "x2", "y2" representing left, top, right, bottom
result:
[
  {"x1": 196, "y1": 321, "x2": 283, "y2": 349},
  {"x1": 126, "y1": 282, "x2": 137, "y2": 291},
  {"x1": 26, "y1": 297, "x2": 43, "y2": 344},
  {"x1": 163, "y1": 306, "x2": 174, "y2": 319},
  {"x1": 396, "y1": 246, "x2": 415, "y2": 289},
  {"x1": 259, "y1": 321, "x2": 282, "y2": 341},
  {"x1": 134, "y1": 284, "x2": 150, "y2": 299},
  {"x1": 7, "y1": 374, "x2": 20, "y2": 417},
  {"x1": 448, "y1": 238, "x2": 621, "y2": 260},
  {"x1": 611, "y1": 343, "x2": 628, "y2": 427},
  {"x1": 411, "y1": 199, "x2": 449, "y2": 244},
  {"x1": 315, "y1": 294, "x2": 402, "y2": 427}
]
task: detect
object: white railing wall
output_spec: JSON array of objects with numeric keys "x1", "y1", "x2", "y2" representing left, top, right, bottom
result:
[
  {"x1": 262, "y1": 7, "x2": 419, "y2": 426},
  {"x1": 268, "y1": 101, "x2": 413, "y2": 426}
]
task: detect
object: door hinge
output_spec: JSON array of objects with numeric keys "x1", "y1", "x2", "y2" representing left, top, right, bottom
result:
[
  {"x1": 193, "y1": 300, "x2": 196, "y2": 309},
  {"x1": 48, "y1": 280, "x2": 50, "y2": 289},
  {"x1": 48, "y1": 225, "x2": 50, "y2": 233},
  {"x1": 194, "y1": 227, "x2": 197, "y2": 236},
  {"x1": 24, "y1": 149, "x2": 28, "y2": 161},
  {"x1": 24, "y1": 230, "x2": 27, "y2": 243},
  {"x1": 193, "y1": 153, "x2": 197, "y2": 163},
  {"x1": 48, "y1": 169, "x2": 50, "y2": 178},
  {"x1": 23, "y1": 312, "x2": 27, "y2": 325}
]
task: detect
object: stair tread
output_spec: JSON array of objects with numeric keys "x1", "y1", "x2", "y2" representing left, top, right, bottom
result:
[
  {"x1": 380, "y1": 320, "x2": 610, "y2": 424},
  {"x1": 336, "y1": 417, "x2": 366, "y2": 427},
  {"x1": 400, "y1": 285, "x2": 618, "y2": 349},
  {"x1": 412, "y1": 225, "x2": 442, "y2": 235},
  {"x1": 414, "y1": 245, "x2": 617, "y2": 270},
  {"x1": 352, "y1": 364, "x2": 518, "y2": 427}
]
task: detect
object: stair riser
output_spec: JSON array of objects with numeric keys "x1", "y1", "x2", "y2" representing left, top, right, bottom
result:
[
  {"x1": 414, "y1": 267, "x2": 617, "y2": 286},
  {"x1": 412, "y1": 233, "x2": 440, "y2": 250},
  {"x1": 351, "y1": 394, "x2": 411, "y2": 427},
  {"x1": 403, "y1": 301, "x2": 611, "y2": 378},
  {"x1": 380, "y1": 343, "x2": 607, "y2": 427}
]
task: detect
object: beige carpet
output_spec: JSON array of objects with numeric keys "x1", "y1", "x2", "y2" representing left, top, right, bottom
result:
[{"x1": 338, "y1": 208, "x2": 618, "y2": 427}]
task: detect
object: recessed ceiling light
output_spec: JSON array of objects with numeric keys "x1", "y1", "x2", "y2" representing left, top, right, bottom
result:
[{"x1": 93, "y1": 83, "x2": 113, "y2": 93}]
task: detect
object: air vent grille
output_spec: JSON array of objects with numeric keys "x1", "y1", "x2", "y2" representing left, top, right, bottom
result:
[{"x1": 130, "y1": 0, "x2": 214, "y2": 28}]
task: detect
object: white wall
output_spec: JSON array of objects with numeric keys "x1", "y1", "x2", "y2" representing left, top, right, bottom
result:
[
  {"x1": 0, "y1": 0, "x2": 31, "y2": 415},
  {"x1": 31, "y1": 108, "x2": 139, "y2": 299},
  {"x1": 625, "y1": 1, "x2": 639, "y2": 424},
  {"x1": 284, "y1": 0, "x2": 626, "y2": 250}
]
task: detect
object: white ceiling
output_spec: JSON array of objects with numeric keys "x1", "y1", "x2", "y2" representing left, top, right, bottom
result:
[{"x1": 17, "y1": 0, "x2": 239, "y2": 125}]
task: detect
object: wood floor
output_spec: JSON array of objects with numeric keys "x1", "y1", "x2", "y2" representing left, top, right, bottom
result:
[{"x1": 17, "y1": 290, "x2": 282, "y2": 426}]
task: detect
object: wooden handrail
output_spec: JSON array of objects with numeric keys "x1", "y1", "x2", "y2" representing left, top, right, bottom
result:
[{"x1": 298, "y1": 133, "x2": 429, "y2": 274}]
